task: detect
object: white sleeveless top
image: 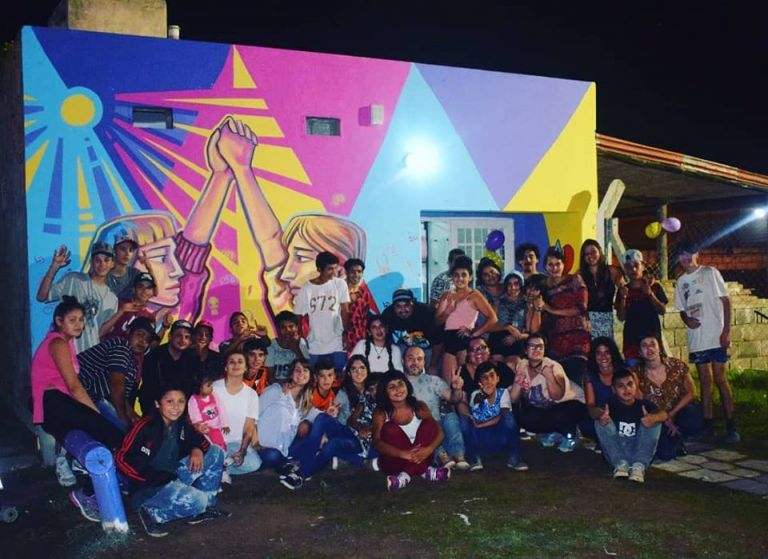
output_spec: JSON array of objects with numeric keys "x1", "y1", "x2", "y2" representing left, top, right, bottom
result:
[{"x1": 398, "y1": 413, "x2": 422, "y2": 444}]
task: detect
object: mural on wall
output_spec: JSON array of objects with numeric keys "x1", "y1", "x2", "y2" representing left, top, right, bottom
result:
[{"x1": 22, "y1": 27, "x2": 595, "y2": 349}]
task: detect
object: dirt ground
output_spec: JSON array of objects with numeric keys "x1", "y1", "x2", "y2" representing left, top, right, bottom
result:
[{"x1": 3, "y1": 440, "x2": 768, "y2": 559}]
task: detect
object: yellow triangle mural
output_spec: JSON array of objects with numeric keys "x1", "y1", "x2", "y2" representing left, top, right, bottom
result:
[{"x1": 232, "y1": 47, "x2": 258, "y2": 89}]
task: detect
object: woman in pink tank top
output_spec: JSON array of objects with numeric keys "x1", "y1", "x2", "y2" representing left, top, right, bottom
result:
[{"x1": 435, "y1": 256, "x2": 498, "y2": 382}]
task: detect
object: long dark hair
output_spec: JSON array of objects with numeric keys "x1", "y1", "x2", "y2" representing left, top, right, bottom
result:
[
  {"x1": 376, "y1": 370, "x2": 418, "y2": 415},
  {"x1": 476, "y1": 257, "x2": 501, "y2": 287},
  {"x1": 52, "y1": 296, "x2": 85, "y2": 331},
  {"x1": 343, "y1": 354, "x2": 371, "y2": 408},
  {"x1": 587, "y1": 336, "x2": 624, "y2": 374},
  {"x1": 363, "y1": 315, "x2": 395, "y2": 371},
  {"x1": 579, "y1": 239, "x2": 609, "y2": 286}
]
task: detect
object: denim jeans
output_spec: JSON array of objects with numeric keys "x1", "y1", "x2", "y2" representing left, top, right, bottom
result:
[
  {"x1": 225, "y1": 441, "x2": 262, "y2": 475},
  {"x1": 595, "y1": 420, "x2": 661, "y2": 469},
  {"x1": 459, "y1": 412, "x2": 520, "y2": 462},
  {"x1": 141, "y1": 445, "x2": 224, "y2": 524},
  {"x1": 655, "y1": 403, "x2": 702, "y2": 461},
  {"x1": 289, "y1": 413, "x2": 358, "y2": 478},
  {"x1": 436, "y1": 412, "x2": 465, "y2": 459}
]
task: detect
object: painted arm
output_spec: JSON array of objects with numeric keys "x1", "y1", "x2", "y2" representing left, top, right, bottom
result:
[
  {"x1": 48, "y1": 338, "x2": 98, "y2": 413},
  {"x1": 36, "y1": 245, "x2": 70, "y2": 302}
]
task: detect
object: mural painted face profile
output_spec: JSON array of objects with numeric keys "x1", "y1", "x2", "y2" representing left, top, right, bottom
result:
[{"x1": 136, "y1": 236, "x2": 183, "y2": 307}]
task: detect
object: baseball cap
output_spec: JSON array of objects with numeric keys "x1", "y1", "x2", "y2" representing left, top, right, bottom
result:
[
  {"x1": 133, "y1": 272, "x2": 156, "y2": 288},
  {"x1": 170, "y1": 319, "x2": 193, "y2": 333},
  {"x1": 624, "y1": 249, "x2": 644, "y2": 264},
  {"x1": 91, "y1": 241, "x2": 114, "y2": 259},
  {"x1": 194, "y1": 320, "x2": 214, "y2": 333},
  {"x1": 113, "y1": 227, "x2": 138, "y2": 248},
  {"x1": 392, "y1": 288, "x2": 415, "y2": 304},
  {"x1": 128, "y1": 316, "x2": 159, "y2": 341}
]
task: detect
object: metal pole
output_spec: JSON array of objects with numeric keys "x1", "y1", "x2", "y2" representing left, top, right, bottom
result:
[{"x1": 657, "y1": 204, "x2": 668, "y2": 280}]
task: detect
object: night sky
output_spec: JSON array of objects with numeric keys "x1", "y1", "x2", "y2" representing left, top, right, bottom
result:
[{"x1": 4, "y1": 1, "x2": 767, "y2": 174}]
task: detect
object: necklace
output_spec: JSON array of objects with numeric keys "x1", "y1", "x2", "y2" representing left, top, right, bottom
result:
[{"x1": 371, "y1": 344, "x2": 387, "y2": 360}]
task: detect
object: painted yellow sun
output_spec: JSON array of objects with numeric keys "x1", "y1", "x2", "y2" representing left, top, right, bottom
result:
[{"x1": 60, "y1": 93, "x2": 96, "y2": 126}]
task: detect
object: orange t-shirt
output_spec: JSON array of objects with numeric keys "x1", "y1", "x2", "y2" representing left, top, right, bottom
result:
[
  {"x1": 311, "y1": 388, "x2": 335, "y2": 411},
  {"x1": 243, "y1": 367, "x2": 270, "y2": 395}
]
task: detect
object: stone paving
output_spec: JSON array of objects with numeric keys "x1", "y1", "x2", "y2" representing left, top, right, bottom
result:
[{"x1": 652, "y1": 443, "x2": 768, "y2": 497}]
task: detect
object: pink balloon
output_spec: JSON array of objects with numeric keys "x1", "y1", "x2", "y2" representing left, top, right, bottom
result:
[{"x1": 661, "y1": 217, "x2": 681, "y2": 232}]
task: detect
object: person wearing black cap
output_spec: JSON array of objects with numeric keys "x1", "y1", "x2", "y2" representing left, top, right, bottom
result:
[
  {"x1": 36, "y1": 241, "x2": 119, "y2": 353},
  {"x1": 100, "y1": 272, "x2": 160, "y2": 341},
  {"x1": 77, "y1": 317, "x2": 158, "y2": 430},
  {"x1": 381, "y1": 288, "x2": 441, "y2": 372},
  {"x1": 138, "y1": 320, "x2": 196, "y2": 415}
]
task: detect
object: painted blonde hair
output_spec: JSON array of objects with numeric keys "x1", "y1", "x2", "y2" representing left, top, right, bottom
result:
[{"x1": 282, "y1": 213, "x2": 366, "y2": 263}]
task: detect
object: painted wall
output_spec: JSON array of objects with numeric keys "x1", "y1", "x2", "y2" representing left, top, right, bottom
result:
[{"x1": 22, "y1": 26, "x2": 596, "y2": 349}]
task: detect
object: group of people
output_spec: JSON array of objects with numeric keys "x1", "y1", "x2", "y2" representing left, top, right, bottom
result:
[{"x1": 30, "y1": 229, "x2": 738, "y2": 537}]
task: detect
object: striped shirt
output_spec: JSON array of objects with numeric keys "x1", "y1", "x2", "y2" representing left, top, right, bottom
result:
[{"x1": 77, "y1": 337, "x2": 139, "y2": 402}]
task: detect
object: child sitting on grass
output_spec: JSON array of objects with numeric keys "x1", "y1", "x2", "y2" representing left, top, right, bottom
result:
[
  {"x1": 116, "y1": 385, "x2": 229, "y2": 538},
  {"x1": 594, "y1": 369, "x2": 667, "y2": 483}
]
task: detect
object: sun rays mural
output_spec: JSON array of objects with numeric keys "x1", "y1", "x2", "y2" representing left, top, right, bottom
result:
[{"x1": 22, "y1": 26, "x2": 596, "y2": 349}]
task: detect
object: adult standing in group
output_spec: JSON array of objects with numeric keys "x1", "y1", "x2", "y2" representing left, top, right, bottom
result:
[
  {"x1": 633, "y1": 335, "x2": 702, "y2": 459},
  {"x1": 578, "y1": 239, "x2": 625, "y2": 339},
  {"x1": 103, "y1": 227, "x2": 158, "y2": 301},
  {"x1": 489, "y1": 272, "x2": 536, "y2": 369},
  {"x1": 36, "y1": 242, "x2": 118, "y2": 354},
  {"x1": 138, "y1": 320, "x2": 195, "y2": 415},
  {"x1": 212, "y1": 350, "x2": 262, "y2": 478},
  {"x1": 515, "y1": 243, "x2": 547, "y2": 290},
  {"x1": 343, "y1": 258, "x2": 379, "y2": 353},
  {"x1": 266, "y1": 311, "x2": 310, "y2": 383},
  {"x1": 430, "y1": 248, "x2": 465, "y2": 308},
  {"x1": 533, "y1": 247, "x2": 590, "y2": 386},
  {"x1": 675, "y1": 242, "x2": 739, "y2": 443},
  {"x1": 616, "y1": 249, "x2": 668, "y2": 365},
  {"x1": 382, "y1": 288, "x2": 441, "y2": 373},
  {"x1": 293, "y1": 251, "x2": 350, "y2": 374},
  {"x1": 435, "y1": 255, "x2": 498, "y2": 381}
]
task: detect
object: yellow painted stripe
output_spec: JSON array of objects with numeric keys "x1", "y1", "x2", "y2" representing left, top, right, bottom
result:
[
  {"x1": 229, "y1": 114, "x2": 284, "y2": 138},
  {"x1": 174, "y1": 123, "x2": 213, "y2": 138},
  {"x1": 80, "y1": 237, "x2": 91, "y2": 261},
  {"x1": 101, "y1": 160, "x2": 135, "y2": 213},
  {"x1": 252, "y1": 144, "x2": 311, "y2": 185},
  {"x1": 24, "y1": 119, "x2": 37, "y2": 128},
  {"x1": 232, "y1": 47, "x2": 258, "y2": 89},
  {"x1": 79, "y1": 224, "x2": 96, "y2": 232},
  {"x1": 133, "y1": 166, "x2": 186, "y2": 227},
  {"x1": 143, "y1": 137, "x2": 208, "y2": 177},
  {"x1": 166, "y1": 97, "x2": 268, "y2": 109},
  {"x1": 24, "y1": 94, "x2": 36, "y2": 101},
  {"x1": 25, "y1": 139, "x2": 49, "y2": 191},
  {"x1": 79, "y1": 212, "x2": 94, "y2": 220},
  {"x1": 77, "y1": 157, "x2": 92, "y2": 210}
]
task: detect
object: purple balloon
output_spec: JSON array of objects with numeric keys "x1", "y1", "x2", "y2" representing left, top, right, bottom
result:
[
  {"x1": 485, "y1": 230, "x2": 505, "y2": 251},
  {"x1": 661, "y1": 217, "x2": 681, "y2": 232}
]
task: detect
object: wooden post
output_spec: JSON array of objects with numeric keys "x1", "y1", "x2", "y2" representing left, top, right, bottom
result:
[{"x1": 657, "y1": 204, "x2": 668, "y2": 280}]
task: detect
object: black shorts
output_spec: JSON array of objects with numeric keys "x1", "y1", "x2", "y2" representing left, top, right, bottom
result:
[
  {"x1": 488, "y1": 331, "x2": 526, "y2": 357},
  {"x1": 443, "y1": 329, "x2": 470, "y2": 355}
]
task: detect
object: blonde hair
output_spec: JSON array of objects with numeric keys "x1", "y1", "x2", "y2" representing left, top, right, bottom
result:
[{"x1": 282, "y1": 214, "x2": 366, "y2": 263}]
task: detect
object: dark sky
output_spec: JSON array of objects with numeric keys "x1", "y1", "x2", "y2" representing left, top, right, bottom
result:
[{"x1": 4, "y1": 1, "x2": 767, "y2": 174}]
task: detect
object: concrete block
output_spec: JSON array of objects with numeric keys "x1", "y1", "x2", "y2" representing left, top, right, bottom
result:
[
  {"x1": 729, "y1": 358, "x2": 753, "y2": 372},
  {"x1": 48, "y1": 0, "x2": 168, "y2": 38},
  {"x1": 664, "y1": 313, "x2": 685, "y2": 329},
  {"x1": 749, "y1": 357, "x2": 768, "y2": 370},
  {"x1": 735, "y1": 459, "x2": 768, "y2": 472},
  {"x1": 651, "y1": 460, "x2": 699, "y2": 473},
  {"x1": 736, "y1": 341, "x2": 759, "y2": 358},
  {"x1": 722, "y1": 479, "x2": 768, "y2": 496},
  {"x1": 699, "y1": 449, "x2": 747, "y2": 462},
  {"x1": 678, "y1": 468, "x2": 738, "y2": 483}
]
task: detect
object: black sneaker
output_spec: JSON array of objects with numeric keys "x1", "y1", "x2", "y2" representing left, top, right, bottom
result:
[
  {"x1": 278, "y1": 460, "x2": 301, "y2": 478},
  {"x1": 139, "y1": 507, "x2": 169, "y2": 538},
  {"x1": 187, "y1": 507, "x2": 232, "y2": 525},
  {"x1": 279, "y1": 473, "x2": 303, "y2": 490}
]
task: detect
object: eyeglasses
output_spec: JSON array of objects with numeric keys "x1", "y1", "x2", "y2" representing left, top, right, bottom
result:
[
  {"x1": 527, "y1": 344, "x2": 545, "y2": 351},
  {"x1": 470, "y1": 345, "x2": 489, "y2": 353},
  {"x1": 349, "y1": 366, "x2": 367, "y2": 372}
]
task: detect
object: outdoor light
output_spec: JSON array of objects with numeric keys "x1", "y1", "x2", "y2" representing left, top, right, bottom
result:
[
  {"x1": 752, "y1": 207, "x2": 767, "y2": 219},
  {"x1": 403, "y1": 142, "x2": 440, "y2": 177}
]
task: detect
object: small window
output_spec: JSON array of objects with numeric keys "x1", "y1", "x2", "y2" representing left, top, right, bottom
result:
[
  {"x1": 132, "y1": 107, "x2": 174, "y2": 129},
  {"x1": 306, "y1": 116, "x2": 340, "y2": 136}
]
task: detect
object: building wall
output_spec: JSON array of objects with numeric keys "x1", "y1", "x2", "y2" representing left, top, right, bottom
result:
[{"x1": 20, "y1": 26, "x2": 596, "y2": 351}]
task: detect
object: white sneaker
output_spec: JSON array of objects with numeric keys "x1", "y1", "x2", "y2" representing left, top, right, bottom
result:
[
  {"x1": 613, "y1": 461, "x2": 629, "y2": 479},
  {"x1": 55, "y1": 455, "x2": 76, "y2": 487},
  {"x1": 629, "y1": 463, "x2": 645, "y2": 483},
  {"x1": 221, "y1": 470, "x2": 232, "y2": 485},
  {"x1": 331, "y1": 457, "x2": 339, "y2": 470}
]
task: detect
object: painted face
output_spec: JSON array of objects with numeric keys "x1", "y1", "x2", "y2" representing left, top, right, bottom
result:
[
  {"x1": 519, "y1": 250, "x2": 538, "y2": 273},
  {"x1": 677, "y1": 252, "x2": 697, "y2": 273},
  {"x1": 56, "y1": 309, "x2": 85, "y2": 339},
  {"x1": 624, "y1": 260, "x2": 644, "y2": 280},
  {"x1": 451, "y1": 268, "x2": 472, "y2": 289},
  {"x1": 114, "y1": 241, "x2": 137, "y2": 266},
  {"x1": 128, "y1": 328, "x2": 152, "y2": 355},
  {"x1": 230, "y1": 315, "x2": 249, "y2": 336},
  {"x1": 582, "y1": 244, "x2": 601, "y2": 266},
  {"x1": 346, "y1": 264, "x2": 364, "y2": 286},
  {"x1": 278, "y1": 319, "x2": 299, "y2": 342},
  {"x1": 192, "y1": 326, "x2": 212, "y2": 347},
  {"x1": 639, "y1": 337, "x2": 660, "y2": 362},
  {"x1": 480, "y1": 266, "x2": 501, "y2": 287},
  {"x1": 393, "y1": 300, "x2": 414, "y2": 319},
  {"x1": 156, "y1": 390, "x2": 186, "y2": 425},
  {"x1": 594, "y1": 344, "x2": 614, "y2": 371},
  {"x1": 315, "y1": 369, "x2": 335, "y2": 392},
  {"x1": 613, "y1": 376, "x2": 637, "y2": 405},
  {"x1": 526, "y1": 339, "x2": 545, "y2": 361},
  {"x1": 506, "y1": 277, "x2": 522, "y2": 298},
  {"x1": 545, "y1": 257, "x2": 564, "y2": 279},
  {"x1": 468, "y1": 339, "x2": 490, "y2": 365},
  {"x1": 291, "y1": 362, "x2": 311, "y2": 386},
  {"x1": 247, "y1": 349, "x2": 266, "y2": 370},
  {"x1": 280, "y1": 235, "x2": 319, "y2": 296},
  {"x1": 91, "y1": 254, "x2": 115, "y2": 279},
  {"x1": 348, "y1": 359, "x2": 368, "y2": 386},
  {"x1": 368, "y1": 319, "x2": 387, "y2": 342},
  {"x1": 404, "y1": 348, "x2": 425, "y2": 375},
  {"x1": 199, "y1": 381, "x2": 213, "y2": 397},
  {"x1": 133, "y1": 281, "x2": 155, "y2": 304},
  {"x1": 385, "y1": 378, "x2": 408, "y2": 403},
  {"x1": 135, "y1": 237, "x2": 183, "y2": 307},
  {"x1": 225, "y1": 353, "x2": 247, "y2": 377},
  {"x1": 478, "y1": 370, "x2": 499, "y2": 396},
  {"x1": 170, "y1": 328, "x2": 192, "y2": 353}
]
